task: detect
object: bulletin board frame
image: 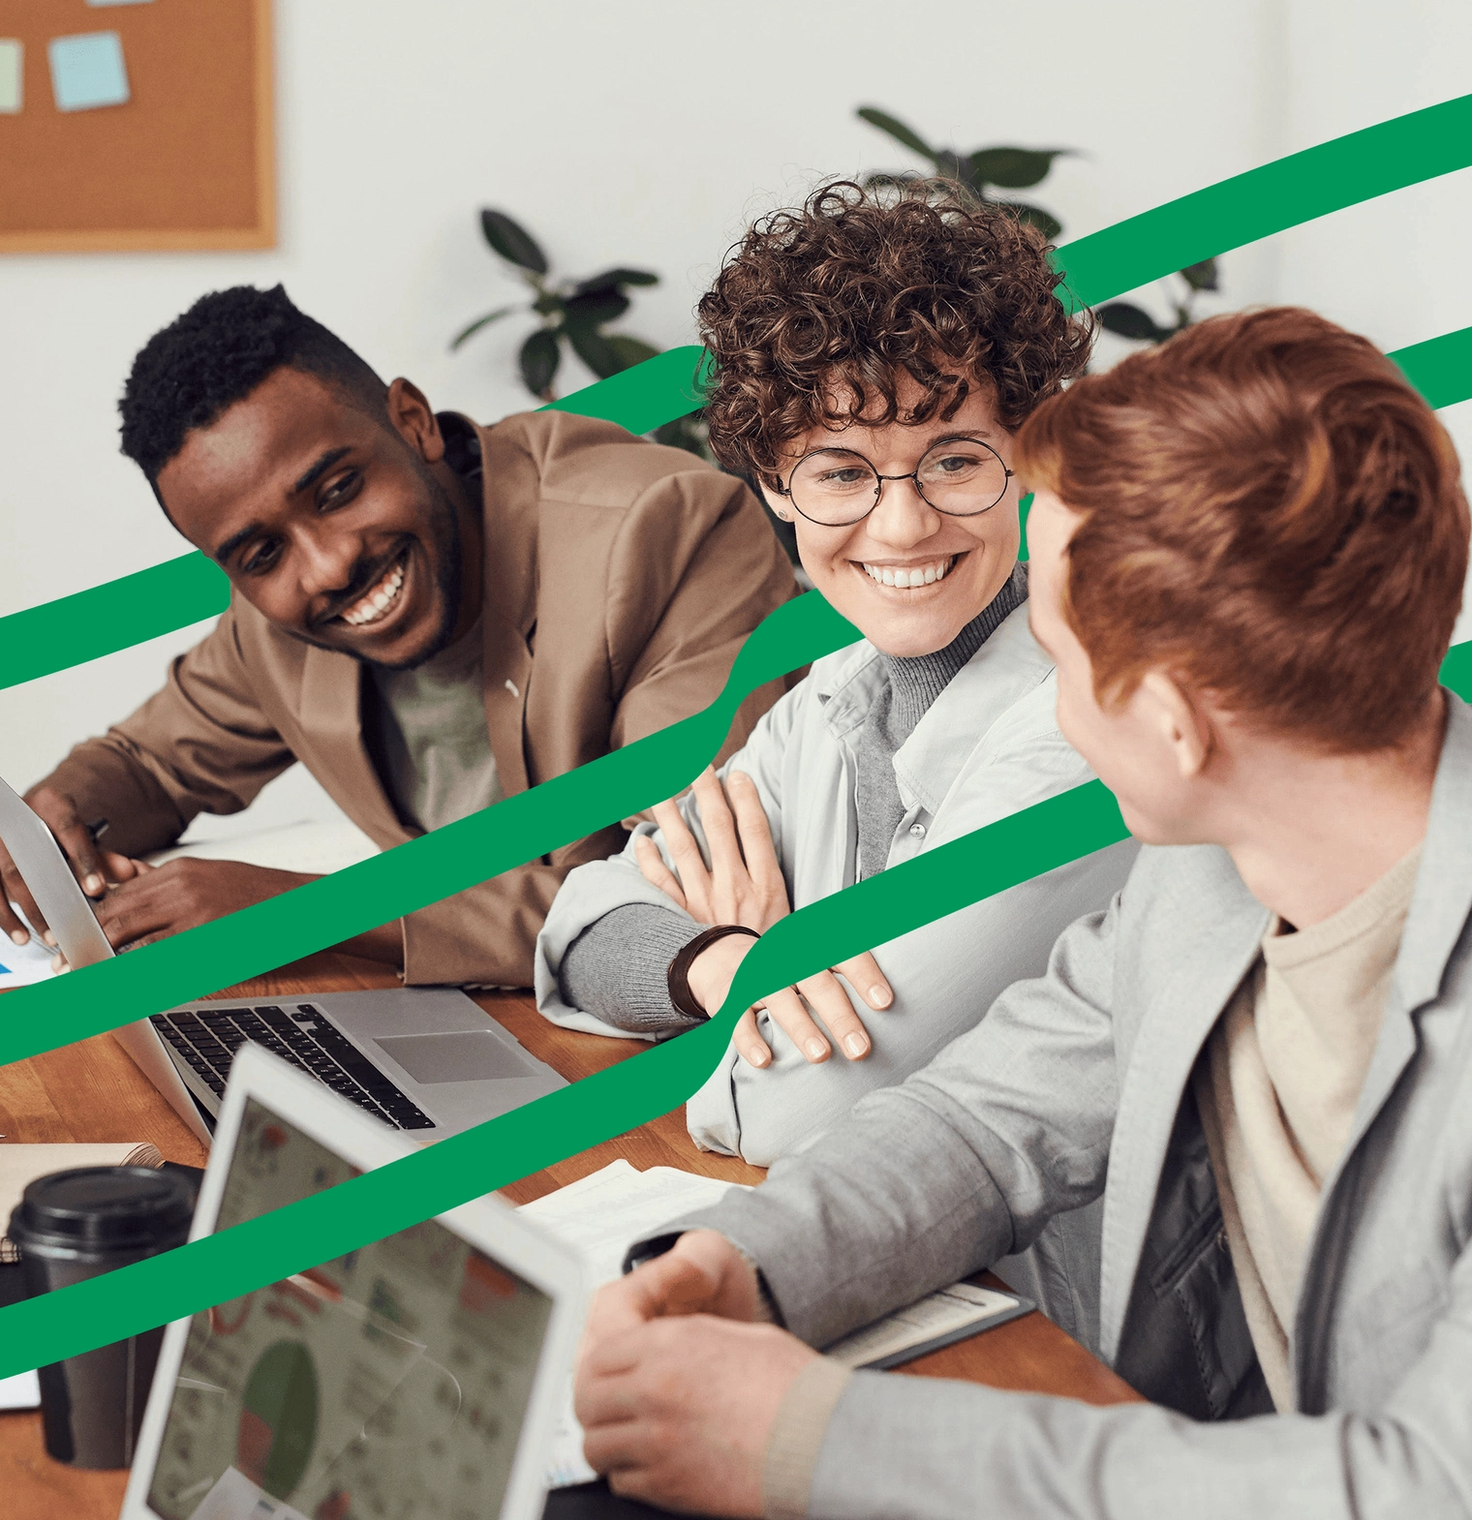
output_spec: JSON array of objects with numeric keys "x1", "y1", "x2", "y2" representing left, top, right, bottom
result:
[{"x1": 0, "y1": 0, "x2": 275, "y2": 253}]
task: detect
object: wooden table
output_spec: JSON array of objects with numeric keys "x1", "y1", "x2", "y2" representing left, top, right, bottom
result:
[{"x1": 0, "y1": 950, "x2": 1139, "y2": 1518}]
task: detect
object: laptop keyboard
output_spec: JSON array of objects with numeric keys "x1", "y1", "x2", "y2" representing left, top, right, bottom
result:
[{"x1": 149, "y1": 1003, "x2": 436, "y2": 1131}]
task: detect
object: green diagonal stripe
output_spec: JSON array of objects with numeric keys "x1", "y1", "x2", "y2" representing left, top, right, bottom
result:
[
  {"x1": 5, "y1": 642, "x2": 1472, "y2": 1374},
  {"x1": 5, "y1": 100, "x2": 1472, "y2": 1372},
  {"x1": 0, "y1": 591, "x2": 856, "y2": 1067},
  {"x1": 0, "y1": 553, "x2": 231, "y2": 692},
  {"x1": 2, "y1": 321, "x2": 1463, "y2": 1050},
  {"x1": 0, "y1": 781, "x2": 1128, "y2": 1379},
  {"x1": 0, "y1": 352, "x2": 712, "y2": 694},
  {"x1": 1390, "y1": 325, "x2": 1472, "y2": 410},
  {"x1": 545, "y1": 344, "x2": 711, "y2": 431},
  {"x1": 1052, "y1": 92, "x2": 1472, "y2": 308},
  {"x1": 7, "y1": 91, "x2": 1472, "y2": 687}
]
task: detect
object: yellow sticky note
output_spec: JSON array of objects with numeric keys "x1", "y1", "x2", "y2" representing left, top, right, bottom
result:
[{"x1": 0, "y1": 40, "x2": 22, "y2": 114}]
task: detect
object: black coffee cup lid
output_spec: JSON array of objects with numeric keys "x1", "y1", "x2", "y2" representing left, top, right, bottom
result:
[{"x1": 8, "y1": 1166, "x2": 195, "y2": 1258}]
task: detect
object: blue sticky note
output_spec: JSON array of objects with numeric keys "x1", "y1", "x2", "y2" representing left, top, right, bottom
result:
[{"x1": 49, "y1": 31, "x2": 130, "y2": 113}]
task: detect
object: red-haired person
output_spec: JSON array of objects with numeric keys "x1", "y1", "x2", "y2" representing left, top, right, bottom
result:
[
  {"x1": 573, "y1": 307, "x2": 1472, "y2": 1519},
  {"x1": 537, "y1": 185, "x2": 1136, "y2": 1241}
]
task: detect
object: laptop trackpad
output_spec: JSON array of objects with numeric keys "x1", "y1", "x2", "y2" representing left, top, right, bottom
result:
[{"x1": 373, "y1": 1031, "x2": 529, "y2": 1084}]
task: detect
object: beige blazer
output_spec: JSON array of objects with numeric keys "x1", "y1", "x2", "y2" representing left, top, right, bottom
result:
[{"x1": 43, "y1": 409, "x2": 798, "y2": 986}]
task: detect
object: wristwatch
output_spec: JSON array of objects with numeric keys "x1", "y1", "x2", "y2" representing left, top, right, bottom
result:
[{"x1": 667, "y1": 924, "x2": 760, "y2": 1022}]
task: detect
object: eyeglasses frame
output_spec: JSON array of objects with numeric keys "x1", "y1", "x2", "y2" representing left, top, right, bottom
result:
[{"x1": 772, "y1": 433, "x2": 1014, "y2": 527}]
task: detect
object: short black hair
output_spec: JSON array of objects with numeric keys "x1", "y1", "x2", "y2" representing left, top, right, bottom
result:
[{"x1": 119, "y1": 284, "x2": 388, "y2": 486}]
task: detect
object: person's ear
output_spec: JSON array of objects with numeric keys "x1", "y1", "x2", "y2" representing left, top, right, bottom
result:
[
  {"x1": 386, "y1": 378, "x2": 445, "y2": 465},
  {"x1": 756, "y1": 479, "x2": 790, "y2": 521},
  {"x1": 1137, "y1": 670, "x2": 1215, "y2": 780}
]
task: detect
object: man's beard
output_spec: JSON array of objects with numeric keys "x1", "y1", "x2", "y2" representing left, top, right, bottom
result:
[{"x1": 369, "y1": 469, "x2": 466, "y2": 671}]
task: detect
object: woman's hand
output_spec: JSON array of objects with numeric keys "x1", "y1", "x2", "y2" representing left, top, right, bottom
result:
[
  {"x1": 635, "y1": 768, "x2": 788, "y2": 932},
  {"x1": 636, "y1": 769, "x2": 893, "y2": 1068}
]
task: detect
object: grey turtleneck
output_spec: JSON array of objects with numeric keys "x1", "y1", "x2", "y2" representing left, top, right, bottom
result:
[
  {"x1": 853, "y1": 563, "x2": 1026, "y2": 879},
  {"x1": 557, "y1": 564, "x2": 1029, "y2": 1034}
]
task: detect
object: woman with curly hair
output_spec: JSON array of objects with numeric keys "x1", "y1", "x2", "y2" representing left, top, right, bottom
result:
[{"x1": 535, "y1": 182, "x2": 1135, "y2": 1314}]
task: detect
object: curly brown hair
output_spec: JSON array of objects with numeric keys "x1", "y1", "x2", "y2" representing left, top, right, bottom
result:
[{"x1": 697, "y1": 180, "x2": 1094, "y2": 489}]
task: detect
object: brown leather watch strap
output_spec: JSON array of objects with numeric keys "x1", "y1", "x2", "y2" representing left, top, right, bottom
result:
[{"x1": 667, "y1": 924, "x2": 760, "y2": 1022}]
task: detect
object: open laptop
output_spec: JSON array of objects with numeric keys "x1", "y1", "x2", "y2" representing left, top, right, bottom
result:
[
  {"x1": 0, "y1": 774, "x2": 566, "y2": 1146},
  {"x1": 122, "y1": 1042, "x2": 588, "y2": 1520}
]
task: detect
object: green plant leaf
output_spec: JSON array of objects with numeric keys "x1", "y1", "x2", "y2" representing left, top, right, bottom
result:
[
  {"x1": 575, "y1": 268, "x2": 660, "y2": 295},
  {"x1": 449, "y1": 306, "x2": 516, "y2": 351},
  {"x1": 856, "y1": 106, "x2": 935, "y2": 160},
  {"x1": 564, "y1": 288, "x2": 632, "y2": 327},
  {"x1": 1179, "y1": 257, "x2": 1220, "y2": 291},
  {"x1": 1097, "y1": 301, "x2": 1174, "y2": 343},
  {"x1": 519, "y1": 328, "x2": 561, "y2": 395},
  {"x1": 480, "y1": 209, "x2": 549, "y2": 275},
  {"x1": 564, "y1": 323, "x2": 623, "y2": 380},
  {"x1": 1003, "y1": 201, "x2": 1063, "y2": 241},
  {"x1": 968, "y1": 147, "x2": 1072, "y2": 189},
  {"x1": 605, "y1": 335, "x2": 661, "y2": 372}
]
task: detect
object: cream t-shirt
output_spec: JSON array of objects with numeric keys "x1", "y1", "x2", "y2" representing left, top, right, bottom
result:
[
  {"x1": 365, "y1": 615, "x2": 505, "y2": 834},
  {"x1": 1194, "y1": 843, "x2": 1422, "y2": 1410}
]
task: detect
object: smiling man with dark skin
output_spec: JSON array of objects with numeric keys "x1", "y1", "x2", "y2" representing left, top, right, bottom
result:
[{"x1": 2, "y1": 285, "x2": 796, "y2": 983}]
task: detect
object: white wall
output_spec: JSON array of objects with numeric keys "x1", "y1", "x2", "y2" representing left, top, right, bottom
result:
[{"x1": 1, "y1": 0, "x2": 1466, "y2": 826}]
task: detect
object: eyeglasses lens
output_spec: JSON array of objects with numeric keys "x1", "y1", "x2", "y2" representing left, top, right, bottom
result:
[
  {"x1": 788, "y1": 440, "x2": 1009, "y2": 524},
  {"x1": 788, "y1": 452, "x2": 878, "y2": 525},
  {"x1": 915, "y1": 440, "x2": 1009, "y2": 514}
]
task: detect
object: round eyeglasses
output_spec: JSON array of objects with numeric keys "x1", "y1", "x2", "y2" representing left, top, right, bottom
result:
[{"x1": 774, "y1": 435, "x2": 1013, "y2": 527}]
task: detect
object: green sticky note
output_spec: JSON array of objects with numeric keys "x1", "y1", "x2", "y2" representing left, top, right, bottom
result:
[{"x1": 0, "y1": 40, "x2": 22, "y2": 114}]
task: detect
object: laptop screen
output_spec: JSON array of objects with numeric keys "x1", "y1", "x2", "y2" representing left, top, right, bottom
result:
[{"x1": 144, "y1": 1097, "x2": 554, "y2": 1520}]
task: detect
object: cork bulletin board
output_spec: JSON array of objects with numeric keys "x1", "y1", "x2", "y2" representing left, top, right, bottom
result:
[{"x1": 0, "y1": 0, "x2": 273, "y2": 251}]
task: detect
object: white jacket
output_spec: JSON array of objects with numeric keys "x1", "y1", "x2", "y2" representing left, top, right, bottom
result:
[{"x1": 534, "y1": 600, "x2": 1138, "y2": 1164}]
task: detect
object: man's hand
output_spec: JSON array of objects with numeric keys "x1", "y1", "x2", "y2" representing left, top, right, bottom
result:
[
  {"x1": 636, "y1": 768, "x2": 893, "y2": 1069},
  {"x1": 576, "y1": 1230, "x2": 815, "y2": 1516},
  {"x1": 92, "y1": 858, "x2": 316, "y2": 950},
  {"x1": 583, "y1": 1230, "x2": 761, "y2": 1355},
  {"x1": 0, "y1": 784, "x2": 144, "y2": 947},
  {"x1": 578, "y1": 1316, "x2": 817, "y2": 1516}
]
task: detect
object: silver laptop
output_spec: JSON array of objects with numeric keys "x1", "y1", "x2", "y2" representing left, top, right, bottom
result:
[
  {"x1": 0, "y1": 774, "x2": 565, "y2": 1146},
  {"x1": 122, "y1": 1042, "x2": 588, "y2": 1520}
]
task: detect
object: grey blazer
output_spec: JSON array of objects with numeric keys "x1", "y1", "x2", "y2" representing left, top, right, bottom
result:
[{"x1": 674, "y1": 692, "x2": 1472, "y2": 1518}]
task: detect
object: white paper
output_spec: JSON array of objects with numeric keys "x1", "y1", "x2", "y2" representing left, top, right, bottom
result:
[
  {"x1": 147, "y1": 818, "x2": 378, "y2": 877},
  {"x1": 0, "y1": 1370, "x2": 40, "y2": 1410},
  {"x1": 823, "y1": 1280, "x2": 1021, "y2": 1368},
  {"x1": 0, "y1": 926, "x2": 56, "y2": 987},
  {"x1": 520, "y1": 1161, "x2": 744, "y2": 1487},
  {"x1": 182, "y1": 1465, "x2": 310, "y2": 1520}
]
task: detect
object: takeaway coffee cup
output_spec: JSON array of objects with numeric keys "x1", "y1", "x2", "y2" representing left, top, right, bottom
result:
[{"x1": 8, "y1": 1165, "x2": 195, "y2": 1469}]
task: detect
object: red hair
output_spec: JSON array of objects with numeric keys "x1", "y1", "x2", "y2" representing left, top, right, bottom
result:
[{"x1": 1016, "y1": 307, "x2": 1469, "y2": 752}]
